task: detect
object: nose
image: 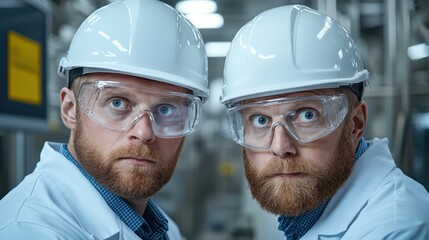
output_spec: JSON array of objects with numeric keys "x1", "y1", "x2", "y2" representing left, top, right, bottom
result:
[
  {"x1": 269, "y1": 124, "x2": 297, "y2": 158},
  {"x1": 127, "y1": 113, "x2": 156, "y2": 144}
]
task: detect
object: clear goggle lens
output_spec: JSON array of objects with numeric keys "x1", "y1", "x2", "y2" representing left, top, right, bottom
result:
[
  {"x1": 77, "y1": 81, "x2": 202, "y2": 138},
  {"x1": 226, "y1": 94, "x2": 349, "y2": 149}
]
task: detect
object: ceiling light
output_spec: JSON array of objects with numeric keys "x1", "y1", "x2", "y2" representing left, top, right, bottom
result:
[
  {"x1": 407, "y1": 43, "x2": 429, "y2": 60},
  {"x1": 176, "y1": 0, "x2": 217, "y2": 14},
  {"x1": 186, "y1": 13, "x2": 224, "y2": 29},
  {"x1": 205, "y1": 42, "x2": 230, "y2": 57}
]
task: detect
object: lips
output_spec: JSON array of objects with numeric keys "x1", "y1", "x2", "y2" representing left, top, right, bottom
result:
[
  {"x1": 272, "y1": 172, "x2": 306, "y2": 179},
  {"x1": 118, "y1": 156, "x2": 156, "y2": 164}
]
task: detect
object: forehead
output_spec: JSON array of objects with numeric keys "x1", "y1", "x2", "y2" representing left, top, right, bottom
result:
[
  {"x1": 242, "y1": 89, "x2": 338, "y2": 104},
  {"x1": 81, "y1": 73, "x2": 189, "y2": 94}
]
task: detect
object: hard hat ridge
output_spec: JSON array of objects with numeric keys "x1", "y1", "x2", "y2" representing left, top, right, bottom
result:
[
  {"x1": 221, "y1": 4, "x2": 369, "y2": 105},
  {"x1": 58, "y1": 0, "x2": 209, "y2": 101}
]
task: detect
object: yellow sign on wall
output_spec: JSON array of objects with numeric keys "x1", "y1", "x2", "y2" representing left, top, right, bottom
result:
[{"x1": 7, "y1": 31, "x2": 42, "y2": 106}]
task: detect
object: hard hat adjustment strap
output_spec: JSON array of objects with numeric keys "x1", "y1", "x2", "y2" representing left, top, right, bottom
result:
[
  {"x1": 348, "y1": 82, "x2": 364, "y2": 101},
  {"x1": 67, "y1": 68, "x2": 84, "y2": 89}
]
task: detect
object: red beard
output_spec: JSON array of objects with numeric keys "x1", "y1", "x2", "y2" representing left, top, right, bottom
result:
[
  {"x1": 243, "y1": 122, "x2": 355, "y2": 216},
  {"x1": 73, "y1": 115, "x2": 182, "y2": 200}
]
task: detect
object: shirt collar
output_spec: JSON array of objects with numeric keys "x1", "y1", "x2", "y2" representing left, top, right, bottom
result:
[
  {"x1": 278, "y1": 201, "x2": 329, "y2": 240},
  {"x1": 278, "y1": 138, "x2": 368, "y2": 240},
  {"x1": 60, "y1": 144, "x2": 169, "y2": 239}
]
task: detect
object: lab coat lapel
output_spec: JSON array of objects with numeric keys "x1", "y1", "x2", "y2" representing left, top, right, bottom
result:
[
  {"x1": 304, "y1": 138, "x2": 395, "y2": 238},
  {"x1": 41, "y1": 142, "x2": 138, "y2": 240}
]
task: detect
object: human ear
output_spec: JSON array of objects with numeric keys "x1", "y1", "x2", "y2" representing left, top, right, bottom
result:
[
  {"x1": 60, "y1": 87, "x2": 77, "y2": 129},
  {"x1": 351, "y1": 101, "x2": 367, "y2": 143}
]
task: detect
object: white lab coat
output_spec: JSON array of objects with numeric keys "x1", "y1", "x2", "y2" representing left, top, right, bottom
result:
[
  {"x1": 0, "y1": 142, "x2": 182, "y2": 240},
  {"x1": 297, "y1": 138, "x2": 429, "y2": 239}
]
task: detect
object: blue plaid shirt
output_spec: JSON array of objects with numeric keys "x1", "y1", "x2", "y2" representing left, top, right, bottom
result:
[
  {"x1": 278, "y1": 138, "x2": 368, "y2": 240},
  {"x1": 60, "y1": 145, "x2": 169, "y2": 240}
]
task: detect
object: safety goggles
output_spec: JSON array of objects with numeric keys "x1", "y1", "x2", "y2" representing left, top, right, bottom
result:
[
  {"x1": 226, "y1": 94, "x2": 349, "y2": 149},
  {"x1": 77, "y1": 81, "x2": 202, "y2": 138}
]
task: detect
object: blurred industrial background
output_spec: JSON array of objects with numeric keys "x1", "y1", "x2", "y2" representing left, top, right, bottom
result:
[{"x1": 0, "y1": 0, "x2": 428, "y2": 239}]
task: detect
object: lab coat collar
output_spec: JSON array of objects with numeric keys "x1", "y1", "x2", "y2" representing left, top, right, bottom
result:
[
  {"x1": 305, "y1": 138, "x2": 395, "y2": 237},
  {"x1": 40, "y1": 142, "x2": 138, "y2": 240}
]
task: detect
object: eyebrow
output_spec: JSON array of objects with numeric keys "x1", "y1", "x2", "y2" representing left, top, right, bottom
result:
[
  {"x1": 155, "y1": 95, "x2": 188, "y2": 103},
  {"x1": 101, "y1": 87, "x2": 134, "y2": 99},
  {"x1": 242, "y1": 99, "x2": 325, "y2": 115}
]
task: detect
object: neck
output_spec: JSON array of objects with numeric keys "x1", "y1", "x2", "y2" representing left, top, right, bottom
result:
[{"x1": 125, "y1": 198, "x2": 148, "y2": 215}]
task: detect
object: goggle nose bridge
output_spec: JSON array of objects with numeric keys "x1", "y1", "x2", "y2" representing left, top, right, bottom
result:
[
  {"x1": 267, "y1": 121, "x2": 300, "y2": 145},
  {"x1": 123, "y1": 109, "x2": 156, "y2": 132}
]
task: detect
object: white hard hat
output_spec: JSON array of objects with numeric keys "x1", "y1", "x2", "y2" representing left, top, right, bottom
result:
[
  {"x1": 58, "y1": 0, "x2": 209, "y2": 101},
  {"x1": 220, "y1": 5, "x2": 369, "y2": 105}
]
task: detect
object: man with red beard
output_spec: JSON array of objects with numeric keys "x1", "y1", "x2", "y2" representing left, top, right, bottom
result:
[
  {"x1": 0, "y1": 0, "x2": 208, "y2": 239},
  {"x1": 220, "y1": 4, "x2": 429, "y2": 240}
]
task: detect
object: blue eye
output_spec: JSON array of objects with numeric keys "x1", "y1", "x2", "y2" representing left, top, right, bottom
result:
[
  {"x1": 250, "y1": 114, "x2": 271, "y2": 128},
  {"x1": 156, "y1": 104, "x2": 175, "y2": 116},
  {"x1": 109, "y1": 98, "x2": 127, "y2": 110},
  {"x1": 296, "y1": 109, "x2": 318, "y2": 122}
]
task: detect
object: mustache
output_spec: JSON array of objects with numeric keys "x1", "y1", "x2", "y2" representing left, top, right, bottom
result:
[
  {"x1": 243, "y1": 149, "x2": 308, "y2": 178},
  {"x1": 108, "y1": 144, "x2": 163, "y2": 162},
  {"x1": 262, "y1": 156, "x2": 308, "y2": 176}
]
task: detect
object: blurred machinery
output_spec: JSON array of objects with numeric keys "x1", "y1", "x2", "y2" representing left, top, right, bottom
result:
[{"x1": 1, "y1": 0, "x2": 428, "y2": 239}]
